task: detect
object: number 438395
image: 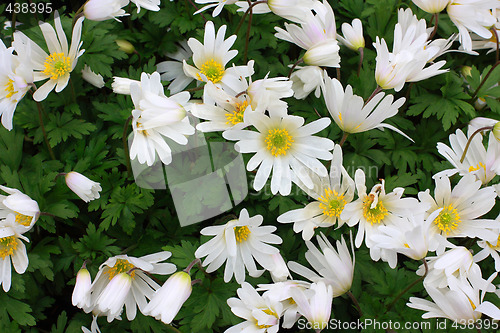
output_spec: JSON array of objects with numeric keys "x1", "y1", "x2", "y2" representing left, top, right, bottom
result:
[{"x1": 6, "y1": 2, "x2": 53, "y2": 14}]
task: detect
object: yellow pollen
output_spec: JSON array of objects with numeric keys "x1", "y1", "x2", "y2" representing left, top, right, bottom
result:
[
  {"x1": 256, "y1": 308, "x2": 278, "y2": 329},
  {"x1": 434, "y1": 205, "x2": 461, "y2": 235},
  {"x1": 362, "y1": 193, "x2": 388, "y2": 225},
  {"x1": 338, "y1": 112, "x2": 343, "y2": 122},
  {"x1": 318, "y1": 187, "x2": 347, "y2": 218},
  {"x1": 0, "y1": 236, "x2": 17, "y2": 259},
  {"x1": 106, "y1": 259, "x2": 136, "y2": 280},
  {"x1": 404, "y1": 243, "x2": 410, "y2": 248},
  {"x1": 43, "y1": 53, "x2": 72, "y2": 80},
  {"x1": 15, "y1": 212, "x2": 32, "y2": 226},
  {"x1": 468, "y1": 162, "x2": 486, "y2": 173},
  {"x1": 467, "y1": 297, "x2": 477, "y2": 311},
  {"x1": 225, "y1": 100, "x2": 249, "y2": 125},
  {"x1": 4, "y1": 79, "x2": 17, "y2": 99},
  {"x1": 196, "y1": 59, "x2": 225, "y2": 83},
  {"x1": 487, "y1": 233, "x2": 500, "y2": 249},
  {"x1": 234, "y1": 226, "x2": 251, "y2": 243},
  {"x1": 265, "y1": 128, "x2": 294, "y2": 157}
]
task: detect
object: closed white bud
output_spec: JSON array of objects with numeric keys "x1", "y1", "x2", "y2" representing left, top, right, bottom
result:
[
  {"x1": 96, "y1": 272, "x2": 133, "y2": 320},
  {"x1": 112, "y1": 77, "x2": 140, "y2": 95},
  {"x1": 65, "y1": 171, "x2": 102, "y2": 203},
  {"x1": 339, "y1": 18, "x2": 365, "y2": 51},
  {"x1": 72, "y1": 268, "x2": 92, "y2": 309},
  {"x1": 84, "y1": 0, "x2": 130, "y2": 21},
  {"x1": 303, "y1": 40, "x2": 340, "y2": 67}
]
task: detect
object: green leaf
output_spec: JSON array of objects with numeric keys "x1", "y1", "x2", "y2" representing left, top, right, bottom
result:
[
  {"x1": 0, "y1": 293, "x2": 36, "y2": 326},
  {"x1": 44, "y1": 113, "x2": 97, "y2": 147}
]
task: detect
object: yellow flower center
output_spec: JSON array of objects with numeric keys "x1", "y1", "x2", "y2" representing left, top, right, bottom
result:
[
  {"x1": 257, "y1": 308, "x2": 278, "y2": 329},
  {"x1": 106, "y1": 259, "x2": 136, "y2": 280},
  {"x1": 468, "y1": 162, "x2": 486, "y2": 173},
  {"x1": 404, "y1": 243, "x2": 410, "y2": 248},
  {"x1": 0, "y1": 236, "x2": 17, "y2": 260},
  {"x1": 434, "y1": 205, "x2": 461, "y2": 235},
  {"x1": 362, "y1": 193, "x2": 388, "y2": 225},
  {"x1": 234, "y1": 226, "x2": 251, "y2": 243},
  {"x1": 42, "y1": 52, "x2": 72, "y2": 80},
  {"x1": 467, "y1": 297, "x2": 477, "y2": 311},
  {"x1": 265, "y1": 128, "x2": 294, "y2": 157},
  {"x1": 318, "y1": 188, "x2": 347, "y2": 218},
  {"x1": 15, "y1": 212, "x2": 32, "y2": 226},
  {"x1": 4, "y1": 79, "x2": 17, "y2": 99},
  {"x1": 225, "y1": 100, "x2": 249, "y2": 125},
  {"x1": 197, "y1": 59, "x2": 225, "y2": 83},
  {"x1": 488, "y1": 234, "x2": 500, "y2": 249}
]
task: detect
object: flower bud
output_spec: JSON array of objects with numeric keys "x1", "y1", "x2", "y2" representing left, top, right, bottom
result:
[
  {"x1": 494, "y1": 121, "x2": 500, "y2": 141},
  {"x1": 339, "y1": 19, "x2": 365, "y2": 51},
  {"x1": 461, "y1": 66, "x2": 472, "y2": 78},
  {"x1": 72, "y1": 268, "x2": 92, "y2": 309},
  {"x1": 84, "y1": 0, "x2": 129, "y2": 21},
  {"x1": 65, "y1": 171, "x2": 102, "y2": 203},
  {"x1": 115, "y1": 39, "x2": 135, "y2": 54},
  {"x1": 81, "y1": 65, "x2": 105, "y2": 88},
  {"x1": 112, "y1": 77, "x2": 140, "y2": 95},
  {"x1": 412, "y1": 0, "x2": 450, "y2": 14},
  {"x1": 96, "y1": 272, "x2": 133, "y2": 319},
  {"x1": 303, "y1": 40, "x2": 340, "y2": 67}
]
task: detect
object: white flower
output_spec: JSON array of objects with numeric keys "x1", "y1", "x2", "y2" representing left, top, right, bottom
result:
[
  {"x1": 288, "y1": 233, "x2": 355, "y2": 297},
  {"x1": 86, "y1": 252, "x2": 176, "y2": 322},
  {"x1": 72, "y1": 267, "x2": 93, "y2": 309},
  {"x1": 269, "y1": 253, "x2": 291, "y2": 282},
  {"x1": 226, "y1": 282, "x2": 283, "y2": 333},
  {"x1": 322, "y1": 75, "x2": 411, "y2": 140},
  {"x1": 81, "y1": 65, "x2": 105, "y2": 88},
  {"x1": 235, "y1": 1, "x2": 271, "y2": 14},
  {"x1": 84, "y1": 0, "x2": 129, "y2": 21},
  {"x1": 0, "y1": 185, "x2": 40, "y2": 232},
  {"x1": 130, "y1": 0, "x2": 160, "y2": 12},
  {"x1": 183, "y1": 21, "x2": 252, "y2": 89},
  {"x1": 65, "y1": 171, "x2": 102, "y2": 203},
  {"x1": 436, "y1": 128, "x2": 500, "y2": 185},
  {"x1": 447, "y1": 0, "x2": 497, "y2": 52},
  {"x1": 81, "y1": 315, "x2": 101, "y2": 333},
  {"x1": 290, "y1": 281, "x2": 333, "y2": 332},
  {"x1": 290, "y1": 66, "x2": 323, "y2": 99},
  {"x1": 338, "y1": 18, "x2": 365, "y2": 51},
  {"x1": 129, "y1": 72, "x2": 195, "y2": 166},
  {"x1": 474, "y1": 230, "x2": 500, "y2": 271},
  {"x1": 194, "y1": 0, "x2": 237, "y2": 17},
  {"x1": 267, "y1": 0, "x2": 316, "y2": 23},
  {"x1": 0, "y1": 39, "x2": 32, "y2": 130},
  {"x1": 13, "y1": 12, "x2": 84, "y2": 101},
  {"x1": 195, "y1": 208, "x2": 282, "y2": 283},
  {"x1": 277, "y1": 145, "x2": 354, "y2": 241},
  {"x1": 275, "y1": 1, "x2": 340, "y2": 67},
  {"x1": 412, "y1": 0, "x2": 450, "y2": 14},
  {"x1": 418, "y1": 174, "x2": 499, "y2": 247},
  {"x1": 242, "y1": 74, "x2": 293, "y2": 115},
  {"x1": 143, "y1": 271, "x2": 192, "y2": 324},
  {"x1": 0, "y1": 214, "x2": 29, "y2": 292},
  {"x1": 111, "y1": 76, "x2": 140, "y2": 95},
  {"x1": 223, "y1": 112, "x2": 333, "y2": 195},
  {"x1": 157, "y1": 41, "x2": 193, "y2": 94},
  {"x1": 341, "y1": 170, "x2": 422, "y2": 267}
]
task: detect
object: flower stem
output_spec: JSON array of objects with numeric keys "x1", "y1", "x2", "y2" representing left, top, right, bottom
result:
[
  {"x1": 288, "y1": 58, "x2": 304, "y2": 78},
  {"x1": 347, "y1": 291, "x2": 363, "y2": 317},
  {"x1": 364, "y1": 86, "x2": 382, "y2": 106},
  {"x1": 186, "y1": 0, "x2": 207, "y2": 23},
  {"x1": 235, "y1": 0, "x2": 268, "y2": 35},
  {"x1": 385, "y1": 259, "x2": 428, "y2": 314},
  {"x1": 123, "y1": 115, "x2": 133, "y2": 178},
  {"x1": 36, "y1": 101, "x2": 56, "y2": 160},
  {"x1": 167, "y1": 325, "x2": 182, "y2": 333},
  {"x1": 357, "y1": 47, "x2": 364, "y2": 77},
  {"x1": 428, "y1": 13, "x2": 439, "y2": 41},
  {"x1": 244, "y1": 0, "x2": 254, "y2": 63},
  {"x1": 184, "y1": 258, "x2": 201, "y2": 274},
  {"x1": 339, "y1": 132, "x2": 349, "y2": 147},
  {"x1": 459, "y1": 126, "x2": 493, "y2": 163},
  {"x1": 469, "y1": 61, "x2": 500, "y2": 102}
]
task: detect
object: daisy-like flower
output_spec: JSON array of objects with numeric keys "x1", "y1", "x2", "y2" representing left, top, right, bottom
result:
[
  {"x1": 338, "y1": 18, "x2": 365, "y2": 51},
  {"x1": 65, "y1": 171, "x2": 102, "y2": 203},
  {"x1": 290, "y1": 281, "x2": 333, "y2": 332},
  {"x1": 223, "y1": 112, "x2": 333, "y2": 195},
  {"x1": 81, "y1": 65, "x2": 105, "y2": 88},
  {"x1": 0, "y1": 39, "x2": 32, "y2": 131},
  {"x1": 322, "y1": 75, "x2": 411, "y2": 140},
  {"x1": 157, "y1": 41, "x2": 193, "y2": 94},
  {"x1": 84, "y1": 0, "x2": 129, "y2": 21},
  {"x1": 130, "y1": 0, "x2": 160, "y2": 12},
  {"x1": 194, "y1": 0, "x2": 237, "y2": 17},
  {"x1": 412, "y1": 0, "x2": 450, "y2": 14},
  {"x1": 183, "y1": 21, "x2": 252, "y2": 89},
  {"x1": 195, "y1": 208, "x2": 282, "y2": 283},
  {"x1": 0, "y1": 185, "x2": 40, "y2": 232},
  {"x1": 275, "y1": 1, "x2": 340, "y2": 67},
  {"x1": 13, "y1": 12, "x2": 84, "y2": 102},
  {"x1": 436, "y1": 128, "x2": 500, "y2": 185},
  {"x1": 81, "y1": 315, "x2": 101, "y2": 333},
  {"x1": 408, "y1": 276, "x2": 500, "y2": 321},
  {"x1": 83, "y1": 252, "x2": 176, "y2": 322},
  {"x1": 277, "y1": 145, "x2": 354, "y2": 240},
  {"x1": 418, "y1": 174, "x2": 499, "y2": 246},
  {"x1": 143, "y1": 271, "x2": 192, "y2": 324},
  {"x1": 191, "y1": 81, "x2": 252, "y2": 132},
  {"x1": 447, "y1": 0, "x2": 497, "y2": 52},
  {"x1": 0, "y1": 214, "x2": 29, "y2": 292},
  {"x1": 226, "y1": 282, "x2": 283, "y2": 333},
  {"x1": 288, "y1": 233, "x2": 355, "y2": 297},
  {"x1": 341, "y1": 170, "x2": 422, "y2": 266},
  {"x1": 474, "y1": 230, "x2": 500, "y2": 272},
  {"x1": 129, "y1": 72, "x2": 195, "y2": 166},
  {"x1": 290, "y1": 66, "x2": 323, "y2": 100}
]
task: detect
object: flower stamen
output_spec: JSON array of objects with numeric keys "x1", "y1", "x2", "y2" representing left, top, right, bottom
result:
[
  {"x1": 265, "y1": 128, "x2": 294, "y2": 157},
  {"x1": 225, "y1": 100, "x2": 249, "y2": 125},
  {"x1": 0, "y1": 236, "x2": 17, "y2": 259},
  {"x1": 4, "y1": 79, "x2": 17, "y2": 99},
  {"x1": 42, "y1": 53, "x2": 72, "y2": 80},
  {"x1": 15, "y1": 212, "x2": 32, "y2": 226},
  {"x1": 434, "y1": 205, "x2": 461, "y2": 234},
  {"x1": 106, "y1": 259, "x2": 136, "y2": 280},
  {"x1": 234, "y1": 226, "x2": 251, "y2": 243},
  {"x1": 362, "y1": 193, "x2": 388, "y2": 225},
  {"x1": 197, "y1": 59, "x2": 225, "y2": 83},
  {"x1": 318, "y1": 187, "x2": 347, "y2": 218}
]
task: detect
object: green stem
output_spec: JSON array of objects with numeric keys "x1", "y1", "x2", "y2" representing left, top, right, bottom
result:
[
  {"x1": 235, "y1": 0, "x2": 267, "y2": 35},
  {"x1": 347, "y1": 291, "x2": 363, "y2": 317},
  {"x1": 469, "y1": 61, "x2": 500, "y2": 102},
  {"x1": 459, "y1": 126, "x2": 493, "y2": 163},
  {"x1": 288, "y1": 57, "x2": 304, "y2": 78},
  {"x1": 364, "y1": 86, "x2": 382, "y2": 106},
  {"x1": 36, "y1": 101, "x2": 56, "y2": 160},
  {"x1": 166, "y1": 324, "x2": 182, "y2": 333},
  {"x1": 243, "y1": 0, "x2": 253, "y2": 63},
  {"x1": 427, "y1": 13, "x2": 439, "y2": 41},
  {"x1": 339, "y1": 132, "x2": 349, "y2": 147},
  {"x1": 186, "y1": 0, "x2": 207, "y2": 23},
  {"x1": 357, "y1": 47, "x2": 364, "y2": 77}
]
